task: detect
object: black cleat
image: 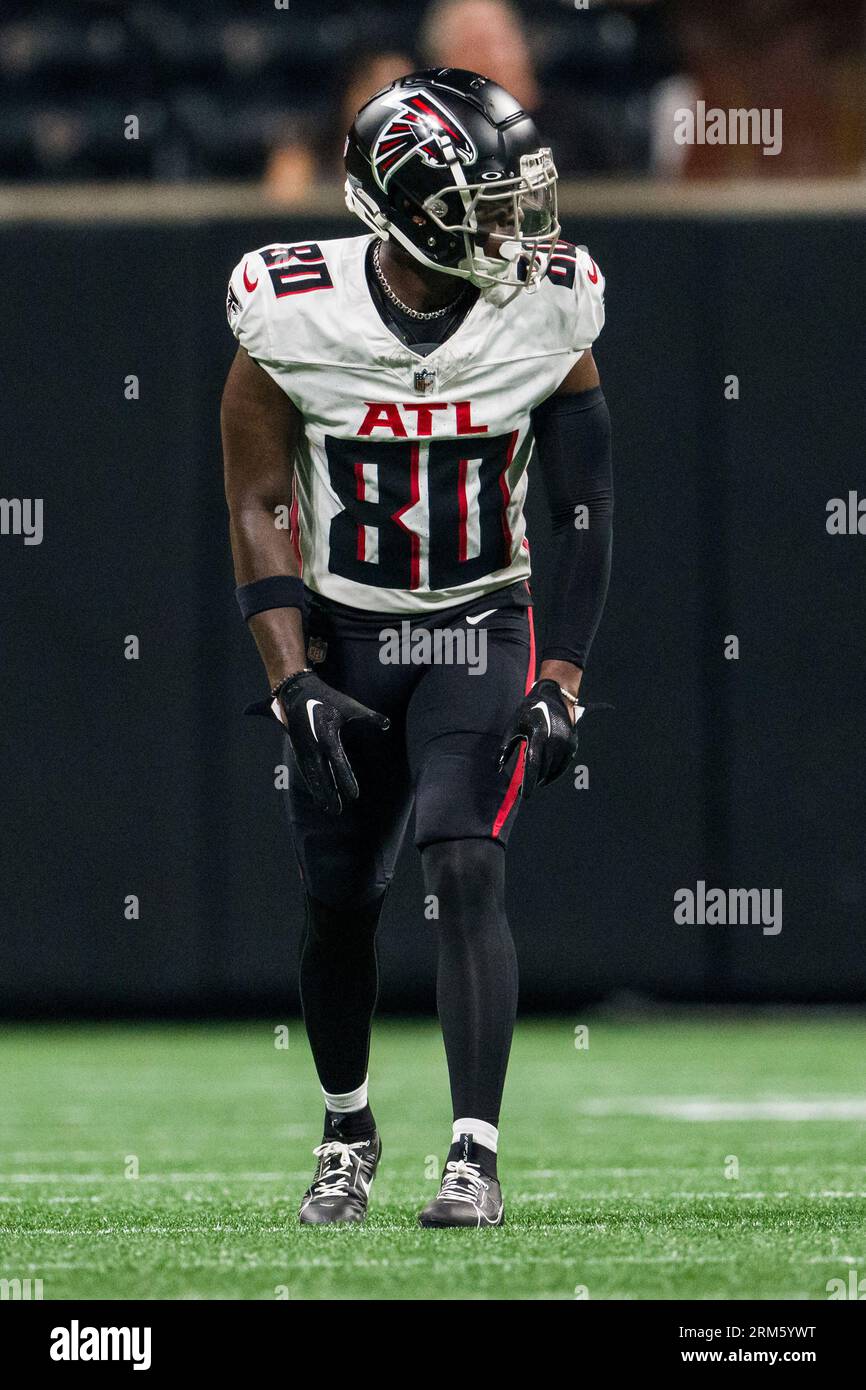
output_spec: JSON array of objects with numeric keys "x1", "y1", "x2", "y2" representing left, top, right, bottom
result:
[
  {"x1": 418, "y1": 1135, "x2": 504, "y2": 1229},
  {"x1": 298, "y1": 1134, "x2": 381, "y2": 1225}
]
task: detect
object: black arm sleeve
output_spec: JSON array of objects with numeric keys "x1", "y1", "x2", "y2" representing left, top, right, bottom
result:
[{"x1": 530, "y1": 385, "x2": 613, "y2": 669}]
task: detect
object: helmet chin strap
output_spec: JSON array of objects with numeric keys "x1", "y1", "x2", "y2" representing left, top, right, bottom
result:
[
  {"x1": 497, "y1": 239, "x2": 522, "y2": 262},
  {"x1": 386, "y1": 220, "x2": 533, "y2": 293},
  {"x1": 345, "y1": 170, "x2": 542, "y2": 293},
  {"x1": 458, "y1": 238, "x2": 542, "y2": 295},
  {"x1": 469, "y1": 239, "x2": 528, "y2": 305}
]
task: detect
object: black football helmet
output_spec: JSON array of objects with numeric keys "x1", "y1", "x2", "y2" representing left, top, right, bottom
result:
[{"x1": 344, "y1": 67, "x2": 559, "y2": 293}]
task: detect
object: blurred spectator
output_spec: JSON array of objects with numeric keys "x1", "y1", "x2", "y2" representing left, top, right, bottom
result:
[
  {"x1": 420, "y1": 0, "x2": 539, "y2": 110},
  {"x1": 1, "y1": 0, "x2": 861, "y2": 185},
  {"x1": 266, "y1": 0, "x2": 677, "y2": 194},
  {"x1": 265, "y1": 50, "x2": 413, "y2": 205},
  {"x1": 668, "y1": 0, "x2": 866, "y2": 177},
  {"x1": 420, "y1": 0, "x2": 675, "y2": 175}
]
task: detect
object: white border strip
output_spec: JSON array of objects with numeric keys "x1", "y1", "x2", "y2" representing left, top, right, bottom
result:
[{"x1": 1, "y1": 178, "x2": 865, "y2": 224}]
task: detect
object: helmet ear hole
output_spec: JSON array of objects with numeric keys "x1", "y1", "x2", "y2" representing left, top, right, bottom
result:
[{"x1": 401, "y1": 198, "x2": 427, "y2": 229}]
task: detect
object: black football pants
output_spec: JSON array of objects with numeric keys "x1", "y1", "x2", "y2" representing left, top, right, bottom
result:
[{"x1": 285, "y1": 582, "x2": 533, "y2": 1126}]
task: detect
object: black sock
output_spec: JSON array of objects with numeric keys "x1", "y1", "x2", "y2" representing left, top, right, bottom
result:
[
  {"x1": 299, "y1": 891, "x2": 385, "y2": 1094},
  {"x1": 324, "y1": 1104, "x2": 377, "y2": 1143}
]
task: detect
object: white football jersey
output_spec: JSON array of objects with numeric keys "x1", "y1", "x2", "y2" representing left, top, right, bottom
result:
[{"x1": 226, "y1": 234, "x2": 604, "y2": 613}]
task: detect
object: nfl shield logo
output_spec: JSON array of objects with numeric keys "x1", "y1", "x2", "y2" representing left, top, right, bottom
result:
[{"x1": 413, "y1": 367, "x2": 437, "y2": 395}]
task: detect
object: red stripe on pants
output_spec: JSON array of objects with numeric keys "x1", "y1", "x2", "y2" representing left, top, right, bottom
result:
[{"x1": 491, "y1": 606, "x2": 536, "y2": 838}]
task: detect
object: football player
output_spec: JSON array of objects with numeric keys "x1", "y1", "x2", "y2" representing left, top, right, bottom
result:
[{"x1": 221, "y1": 69, "x2": 612, "y2": 1228}]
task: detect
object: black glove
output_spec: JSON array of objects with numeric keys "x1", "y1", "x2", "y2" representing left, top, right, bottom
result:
[
  {"x1": 245, "y1": 671, "x2": 389, "y2": 815},
  {"x1": 498, "y1": 678, "x2": 583, "y2": 800}
]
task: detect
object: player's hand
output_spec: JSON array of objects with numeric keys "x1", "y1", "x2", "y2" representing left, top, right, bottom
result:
[
  {"x1": 498, "y1": 678, "x2": 584, "y2": 800},
  {"x1": 246, "y1": 670, "x2": 390, "y2": 814}
]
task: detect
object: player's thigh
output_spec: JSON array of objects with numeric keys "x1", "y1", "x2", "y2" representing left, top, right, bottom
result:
[
  {"x1": 406, "y1": 608, "x2": 533, "y2": 848},
  {"x1": 285, "y1": 736, "x2": 413, "y2": 905},
  {"x1": 284, "y1": 628, "x2": 415, "y2": 905}
]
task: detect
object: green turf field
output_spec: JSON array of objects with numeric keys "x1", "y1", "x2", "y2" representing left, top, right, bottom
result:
[{"x1": 2, "y1": 1016, "x2": 865, "y2": 1300}]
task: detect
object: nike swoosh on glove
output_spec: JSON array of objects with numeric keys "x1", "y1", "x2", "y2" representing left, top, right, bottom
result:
[
  {"x1": 245, "y1": 671, "x2": 389, "y2": 814},
  {"x1": 497, "y1": 678, "x2": 584, "y2": 799}
]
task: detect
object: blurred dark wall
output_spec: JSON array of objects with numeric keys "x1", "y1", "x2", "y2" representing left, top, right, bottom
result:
[{"x1": 2, "y1": 211, "x2": 865, "y2": 1015}]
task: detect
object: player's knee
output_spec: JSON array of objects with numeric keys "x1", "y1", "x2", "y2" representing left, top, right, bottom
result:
[
  {"x1": 420, "y1": 837, "x2": 505, "y2": 923},
  {"x1": 304, "y1": 889, "x2": 386, "y2": 947},
  {"x1": 295, "y1": 840, "x2": 392, "y2": 912}
]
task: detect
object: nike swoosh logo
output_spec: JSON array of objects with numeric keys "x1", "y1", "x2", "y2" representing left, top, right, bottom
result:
[
  {"x1": 306, "y1": 698, "x2": 323, "y2": 740},
  {"x1": 242, "y1": 261, "x2": 258, "y2": 292},
  {"x1": 531, "y1": 701, "x2": 551, "y2": 736},
  {"x1": 480, "y1": 1201, "x2": 504, "y2": 1226},
  {"x1": 586, "y1": 256, "x2": 599, "y2": 285},
  {"x1": 466, "y1": 609, "x2": 497, "y2": 625}
]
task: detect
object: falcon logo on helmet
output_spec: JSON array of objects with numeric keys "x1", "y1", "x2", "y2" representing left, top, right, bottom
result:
[{"x1": 372, "y1": 91, "x2": 477, "y2": 191}]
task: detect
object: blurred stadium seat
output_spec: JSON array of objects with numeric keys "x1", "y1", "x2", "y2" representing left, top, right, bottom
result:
[
  {"x1": 0, "y1": 0, "x2": 678, "y2": 181},
  {"x1": 0, "y1": 2, "x2": 861, "y2": 181}
]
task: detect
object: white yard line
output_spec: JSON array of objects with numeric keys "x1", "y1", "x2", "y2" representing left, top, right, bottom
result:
[
  {"x1": 577, "y1": 1097, "x2": 866, "y2": 1121},
  {"x1": 0, "y1": 1172, "x2": 293, "y2": 1184}
]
